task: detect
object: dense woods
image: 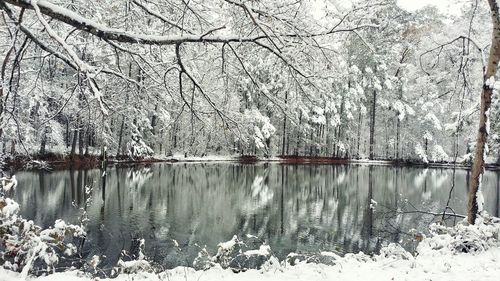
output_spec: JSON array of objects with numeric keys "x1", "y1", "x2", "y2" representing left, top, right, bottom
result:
[{"x1": 0, "y1": 0, "x2": 498, "y2": 163}]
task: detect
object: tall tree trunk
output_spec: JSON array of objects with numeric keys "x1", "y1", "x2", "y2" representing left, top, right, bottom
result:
[
  {"x1": 468, "y1": 0, "x2": 500, "y2": 224},
  {"x1": 39, "y1": 127, "x2": 47, "y2": 156},
  {"x1": 369, "y1": 90, "x2": 377, "y2": 160},
  {"x1": 357, "y1": 110, "x2": 362, "y2": 158},
  {"x1": 295, "y1": 111, "x2": 302, "y2": 156},
  {"x1": 10, "y1": 139, "x2": 16, "y2": 155},
  {"x1": 66, "y1": 117, "x2": 70, "y2": 148},
  {"x1": 70, "y1": 128, "x2": 78, "y2": 158},
  {"x1": 78, "y1": 125, "x2": 85, "y2": 157},
  {"x1": 0, "y1": 44, "x2": 15, "y2": 141},
  {"x1": 425, "y1": 138, "x2": 428, "y2": 156},
  {"x1": 84, "y1": 126, "x2": 90, "y2": 156},
  {"x1": 116, "y1": 116, "x2": 125, "y2": 157},
  {"x1": 396, "y1": 117, "x2": 401, "y2": 159},
  {"x1": 385, "y1": 120, "x2": 389, "y2": 159},
  {"x1": 282, "y1": 91, "x2": 288, "y2": 155}
]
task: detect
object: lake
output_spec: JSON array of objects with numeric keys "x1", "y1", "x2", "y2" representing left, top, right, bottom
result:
[{"x1": 12, "y1": 163, "x2": 500, "y2": 270}]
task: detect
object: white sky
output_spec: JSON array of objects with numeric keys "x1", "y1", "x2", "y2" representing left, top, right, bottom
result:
[
  {"x1": 311, "y1": 0, "x2": 464, "y2": 21},
  {"x1": 396, "y1": 0, "x2": 461, "y2": 14}
]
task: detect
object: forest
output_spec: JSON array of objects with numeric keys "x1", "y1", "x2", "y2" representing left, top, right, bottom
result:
[
  {"x1": 1, "y1": 0, "x2": 500, "y2": 281},
  {"x1": 0, "y1": 0, "x2": 498, "y2": 163}
]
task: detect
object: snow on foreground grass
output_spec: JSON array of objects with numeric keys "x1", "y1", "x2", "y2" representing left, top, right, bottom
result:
[
  {"x1": 1, "y1": 244, "x2": 500, "y2": 281},
  {"x1": 2, "y1": 195, "x2": 500, "y2": 281}
]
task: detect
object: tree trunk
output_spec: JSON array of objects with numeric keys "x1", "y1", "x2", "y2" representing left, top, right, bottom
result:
[
  {"x1": 282, "y1": 91, "x2": 288, "y2": 155},
  {"x1": 70, "y1": 128, "x2": 78, "y2": 159},
  {"x1": 468, "y1": 0, "x2": 500, "y2": 224},
  {"x1": 385, "y1": 120, "x2": 389, "y2": 159},
  {"x1": 66, "y1": 118, "x2": 70, "y2": 148},
  {"x1": 369, "y1": 90, "x2": 377, "y2": 160},
  {"x1": 78, "y1": 123, "x2": 84, "y2": 157},
  {"x1": 396, "y1": 117, "x2": 401, "y2": 159},
  {"x1": 84, "y1": 127, "x2": 90, "y2": 156},
  {"x1": 39, "y1": 127, "x2": 47, "y2": 156},
  {"x1": 357, "y1": 110, "x2": 362, "y2": 158},
  {"x1": 10, "y1": 139, "x2": 16, "y2": 155},
  {"x1": 116, "y1": 116, "x2": 125, "y2": 157},
  {"x1": 295, "y1": 110, "x2": 302, "y2": 156}
]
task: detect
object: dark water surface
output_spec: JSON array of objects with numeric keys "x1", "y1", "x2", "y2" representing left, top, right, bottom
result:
[{"x1": 13, "y1": 163, "x2": 500, "y2": 268}]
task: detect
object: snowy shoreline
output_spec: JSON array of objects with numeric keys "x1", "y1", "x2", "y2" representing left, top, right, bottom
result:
[
  {"x1": 2, "y1": 227, "x2": 500, "y2": 281},
  {"x1": 5, "y1": 153, "x2": 500, "y2": 171}
]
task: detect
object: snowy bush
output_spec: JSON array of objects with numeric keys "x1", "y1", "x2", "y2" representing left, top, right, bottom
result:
[
  {"x1": 237, "y1": 109, "x2": 276, "y2": 156},
  {"x1": 285, "y1": 251, "x2": 339, "y2": 266},
  {"x1": 430, "y1": 145, "x2": 449, "y2": 162},
  {"x1": 0, "y1": 197, "x2": 86, "y2": 277},
  {"x1": 377, "y1": 243, "x2": 413, "y2": 260},
  {"x1": 126, "y1": 133, "x2": 154, "y2": 159},
  {"x1": 414, "y1": 143, "x2": 428, "y2": 163},
  {"x1": 114, "y1": 239, "x2": 153, "y2": 275},
  {"x1": 419, "y1": 217, "x2": 500, "y2": 254},
  {"x1": 193, "y1": 235, "x2": 276, "y2": 272}
]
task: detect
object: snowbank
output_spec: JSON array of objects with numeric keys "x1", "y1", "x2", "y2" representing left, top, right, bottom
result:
[
  {"x1": 1, "y1": 220, "x2": 500, "y2": 281},
  {"x1": 1, "y1": 247, "x2": 499, "y2": 281}
]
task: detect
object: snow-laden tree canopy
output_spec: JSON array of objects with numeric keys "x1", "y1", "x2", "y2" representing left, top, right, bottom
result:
[{"x1": 0, "y1": 0, "x2": 496, "y2": 161}]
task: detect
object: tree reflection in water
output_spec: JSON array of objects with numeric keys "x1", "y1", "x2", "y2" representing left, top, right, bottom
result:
[{"x1": 11, "y1": 164, "x2": 500, "y2": 268}]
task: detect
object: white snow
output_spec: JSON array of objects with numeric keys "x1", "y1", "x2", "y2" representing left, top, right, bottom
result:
[
  {"x1": 163, "y1": 154, "x2": 240, "y2": 162},
  {"x1": 2, "y1": 242, "x2": 500, "y2": 281},
  {"x1": 216, "y1": 235, "x2": 240, "y2": 252},
  {"x1": 243, "y1": 245, "x2": 271, "y2": 256},
  {"x1": 415, "y1": 143, "x2": 429, "y2": 163},
  {"x1": 1, "y1": 176, "x2": 18, "y2": 193},
  {"x1": 0, "y1": 197, "x2": 19, "y2": 217},
  {"x1": 485, "y1": 108, "x2": 491, "y2": 135},
  {"x1": 486, "y1": 76, "x2": 495, "y2": 89},
  {"x1": 477, "y1": 173, "x2": 485, "y2": 214}
]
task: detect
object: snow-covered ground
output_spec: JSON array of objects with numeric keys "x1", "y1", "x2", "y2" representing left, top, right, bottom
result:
[
  {"x1": 1, "y1": 247, "x2": 499, "y2": 281},
  {"x1": 162, "y1": 153, "x2": 242, "y2": 162},
  {"x1": 2, "y1": 220, "x2": 500, "y2": 281}
]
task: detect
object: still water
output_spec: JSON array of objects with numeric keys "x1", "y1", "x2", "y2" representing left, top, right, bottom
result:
[{"x1": 12, "y1": 163, "x2": 500, "y2": 269}]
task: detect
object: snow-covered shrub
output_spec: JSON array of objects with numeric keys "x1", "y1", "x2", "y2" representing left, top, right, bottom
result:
[
  {"x1": 193, "y1": 246, "x2": 215, "y2": 270},
  {"x1": 461, "y1": 152, "x2": 473, "y2": 164},
  {"x1": 254, "y1": 122, "x2": 276, "y2": 155},
  {"x1": 126, "y1": 133, "x2": 154, "y2": 159},
  {"x1": 285, "y1": 251, "x2": 339, "y2": 266},
  {"x1": 0, "y1": 197, "x2": 86, "y2": 277},
  {"x1": 430, "y1": 145, "x2": 449, "y2": 162},
  {"x1": 419, "y1": 217, "x2": 500, "y2": 254},
  {"x1": 377, "y1": 243, "x2": 413, "y2": 260},
  {"x1": 212, "y1": 235, "x2": 242, "y2": 268},
  {"x1": 114, "y1": 239, "x2": 153, "y2": 275},
  {"x1": 237, "y1": 109, "x2": 276, "y2": 156},
  {"x1": 414, "y1": 143, "x2": 428, "y2": 163},
  {"x1": 193, "y1": 235, "x2": 276, "y2": 272}
]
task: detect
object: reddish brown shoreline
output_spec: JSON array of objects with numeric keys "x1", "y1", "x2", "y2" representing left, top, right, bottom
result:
[{"x1": 2, "y1": 154, "x2": 500, "y2": 171}]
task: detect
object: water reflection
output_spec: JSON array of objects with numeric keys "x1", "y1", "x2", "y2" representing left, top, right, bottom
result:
[{"x1": 12, "y1": 164, "x2": 500, "y2": 268}]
